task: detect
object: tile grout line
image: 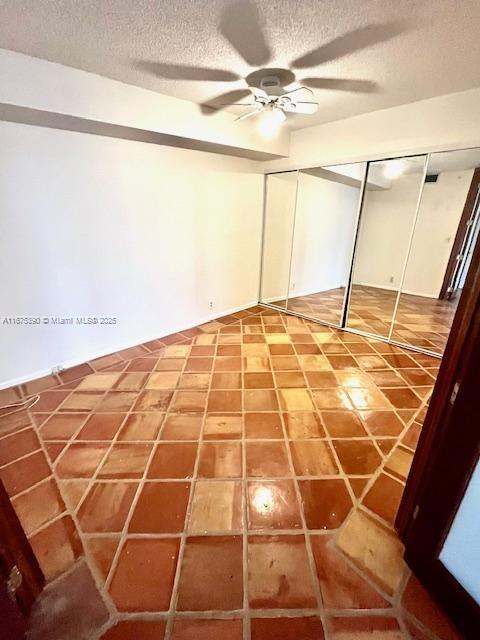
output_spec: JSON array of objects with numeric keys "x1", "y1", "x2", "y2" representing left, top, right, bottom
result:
[
  {"x1": 22, "y1": 383, "x2": 122, "y2": 619},
  {"x1": 356, "y1": 392, "x2": 431, "y2": 519},
  {"x1": 283, "y1": 316, "x2": 404, "y2": 624},
  {"x1": 163, "y1": 333, "x2": 216, "y2": 640},
  {"x1": 102, "y1": 343, "x2": 192, "y2": 593},
  {"x1": 89, "y1": 345, "x2": 193, "y2": 628},
  {"x1": 67, "y1": 368, "x2": 163, "y2": 514},
  {"x1": 88, "y1": 336, "x2": 210, "y2": 637},
  {"x1": 92, "y1": 347, "x2": 200, "y2": 637},
  {"x1": 241, "y1": 322, "x2": 250, "y2": 640},
  {"x1": 265, "y1": 312, "x2": 331, "y2": 639},
  {"x1": 2, "y1": 307, "x2": 445, "y2": 639},
  {"x1": 2, "y1": 431, "x2": 115, "y2": 640},
  {"x1": 54, "y1": 363, "x2": 166, "y2": 621},
  {"x1": 262, "y1": 311, "x2": 420, "y2": 628}
]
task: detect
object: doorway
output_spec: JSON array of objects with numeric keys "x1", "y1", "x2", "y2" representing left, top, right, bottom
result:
[
  {"x1": 441, "y1": 168, "x2": 480, "y2": 301},
  {"x1": 396, "y1": 224, "x2": 480, "y2": 635},
  {"x1": 0, "y1": 479, "x2": 44, "y2": 639}
]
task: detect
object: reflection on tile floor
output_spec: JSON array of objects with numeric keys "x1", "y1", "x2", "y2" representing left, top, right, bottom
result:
[
  {"x1": 0, "y1": 306, "x2": 462, "y2": 639},
  {"x1": 286, "y1": 284, "x2": 459, "y2": 353}
]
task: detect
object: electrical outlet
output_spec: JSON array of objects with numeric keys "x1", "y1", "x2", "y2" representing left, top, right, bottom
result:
[
  {"x1": 209, "y1": 301, "x2": 213, "y2": 309},
  {"x1": 389, "y1": 276, "x2": 394, "y2": 284},
  {"x1": 291, "y1": 282, "x2": 296, "y2": 290}
]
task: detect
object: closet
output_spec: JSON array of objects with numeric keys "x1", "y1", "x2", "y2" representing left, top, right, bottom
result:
[{"x1": 259, "y1": 148, "x2": 480, "y2": 357}]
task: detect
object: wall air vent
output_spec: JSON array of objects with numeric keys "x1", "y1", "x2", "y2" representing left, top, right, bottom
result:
[{"x1": 425, "y1": 174, "x2": 439, "y2": 183}]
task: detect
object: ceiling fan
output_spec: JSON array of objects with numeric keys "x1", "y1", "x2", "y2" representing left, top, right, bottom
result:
[
  {"x1": 224, "y1": 76, "x2": 319, "y2": 132},
  {"x1": 136, "y1": 1, "x2": 407, "y2": 127}
]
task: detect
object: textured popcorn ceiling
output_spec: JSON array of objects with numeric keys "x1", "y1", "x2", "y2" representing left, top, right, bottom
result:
[{"x1": 1, "y1": 0, "x2": 480, "y2": 130}]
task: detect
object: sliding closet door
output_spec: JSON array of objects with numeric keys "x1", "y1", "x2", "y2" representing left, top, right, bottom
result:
[
  {"x1": 287, "y1": 163, "x2": 366, "y2": 326},
  {"x1": 391, "y1": 148, "x2": 480, "y2": 354},
  {"x1": 260, "y1": 171, "x2": 298, "y2": 310},
  {"x1": 346, "y1": 156, "x2": 427, "y2": 338}
]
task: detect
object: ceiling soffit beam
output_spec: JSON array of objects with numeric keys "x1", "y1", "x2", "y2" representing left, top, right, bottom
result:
[
  {"x1": 0, "y1": 103, "x2": 283, "y2": 161},
  {"x1": 0, "y1": 49, "x2": 289, "y2": 161}
]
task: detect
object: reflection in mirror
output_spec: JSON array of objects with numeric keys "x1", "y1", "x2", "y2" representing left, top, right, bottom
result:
[
  {"x1": 287, "y1": 163, "x2": 366, "y2": 326},
  {"x1": 347, "y1": 156, "x2": 427, "y2": 338},
  {"x1": 260, "y1": 171, "x2": 298, "y2": 310},
  {"x1": 391, "y1": 148, "x2": 480, "y2": 354}
]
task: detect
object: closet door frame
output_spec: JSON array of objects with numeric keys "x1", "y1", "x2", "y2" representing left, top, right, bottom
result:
[
  {"x1": 387, "y1": 153, "x2": 430, "y2": 343},
  {"x1": 258, "y1": 148, "x2": 479, "y2": 360},
  {"x1": 332, "y1": 162, "x2": 369, "y2": 328},
  {"x1": 340, "y1": 161, "x2": 369, "y2": 328},
  {"x1": 343, "y1": 153, "x2": 442, "y2": 356},
  {"x1": 259, "y1": 163, "x2": 368, "y2": 329},
  {"x1": 258, "y1": 169, "x2": 299, "y2": 311},
  {"x1": 439, "y1": 168, "x2": 480, "y2": 300}
]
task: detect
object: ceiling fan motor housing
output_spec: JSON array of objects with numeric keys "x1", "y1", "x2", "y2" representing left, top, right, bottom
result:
[{"x1": 259, "y1": 75, "x2": 284, "y2": 95}]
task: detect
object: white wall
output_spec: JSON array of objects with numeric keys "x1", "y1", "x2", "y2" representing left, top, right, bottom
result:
[
  {"x1": 440, "y1": 460, "x2": 480, "y2": 604},
  {"x1": 0, "y1": 121, "x2": 264, "y2": 387},
  {"x1": 289, "y1": 173, "x2": 360, "y2": 297},
  {"x1": 353, "y1": 174, "x2": 424, "y2": 291},
  {"x1": 403, "y1": 170, "x2": 473, "y2": 297},
  {"x1": 263, "y1": 88, "x2": 480, "y2": 173},
  {"x1": 353, "y1": 169, "x2": 473, "y2": 297}
]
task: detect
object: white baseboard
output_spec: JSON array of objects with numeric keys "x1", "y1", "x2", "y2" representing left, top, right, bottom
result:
[
  {"x1": 400, "y1": 289, "x2": 438, "y2": 299},
  {"x1": 262, "y1": 285, "x2": 344, "y2": 304},
  {"x1": 261, "y1": 295, "x2": 286, "y2": 304},
  {"x1": 288, "y1": 285, "x2": 345, "y2": 299},
  {"x1": 355, "y1": 281, "x2": 398, "y2": 292},
  {"x1": 355, "y1": 282, "x2": 438, "y2": 299},
  {"x1": 0, "y1": 300, "x2": 259, "y2": 391}
]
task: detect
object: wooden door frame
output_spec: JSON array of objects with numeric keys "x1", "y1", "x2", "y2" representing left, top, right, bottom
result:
[
  {"x1": 439, "y1": 167, "x2": 480, "y2": 299},
  {"x1": 0, "y1": 480, "x2": 44, "y2": 616},
  {"x1": 396, "y1": 207, "x2": 480, "y2": 536},
  {"x1": 395, "y1": 202, "x2": 480, "y2": 636}
]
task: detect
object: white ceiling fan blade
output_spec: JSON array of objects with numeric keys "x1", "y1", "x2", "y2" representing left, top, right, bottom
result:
[
  {"x1": 302, "y1": 77, "x2": 379, "y2": 93},
  {"x1": 278, "y1": 86, "x2": 314, "y2": 101},
  {"x1": 200, "y1": 89, "x2": 253, "y2": 114},
  {"x1": 254, "y1": 88, "x2": 269, "y2": 99},
  {"x1": 293, "y1": 101, "x2": 319, "y2": 115},
  {"x1": 279, "y1": 100, "x2": 318, "y2": 115},
  {"x1": 235, "y1": 109, "x2": 262, "y2": 122}
]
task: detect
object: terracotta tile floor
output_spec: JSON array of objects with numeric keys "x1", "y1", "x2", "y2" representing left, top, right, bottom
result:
[
  {"x1": 285, "y1": 284, "x2": 459, "y2": 354},
  {"x1": 0, "y1": 306, "x2": 462, "y2": 639}
]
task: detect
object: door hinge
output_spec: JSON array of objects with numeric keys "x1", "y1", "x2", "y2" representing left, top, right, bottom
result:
[
  {"x1": 6, "y1": 565, "x2": 22, "y2": 599},
  {"x1": 450, "y1": 381, "x2": 460, "y2": 406}
]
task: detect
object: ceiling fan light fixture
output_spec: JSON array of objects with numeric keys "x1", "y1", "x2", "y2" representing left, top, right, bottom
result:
[
  {"x1": 257, "y1": 106, "x2": 286, "y2": 137},
  {"x1": 383, "y1": 159, "x2": 408, "y2": 179}
]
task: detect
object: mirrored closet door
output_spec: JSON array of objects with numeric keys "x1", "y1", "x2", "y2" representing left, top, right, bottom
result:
[
  {"x1": 287, "y1": 163, "x2": 366, "y2": 326},
  {"x1": 346, "y1": 155, "x2": 428, "y2": 338},
  {"x1": 260, "y1": 147, "x2": 480, "y2": 359},
  {"x1": 260, "y1": 163, "x2": 366, "y2": 327},
  {"x1": 391, "y1": 148, "x2": 480, "y2": 355},
  {"x1": 260, "y1": 171, "x2": 298, "y2": 310}
]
